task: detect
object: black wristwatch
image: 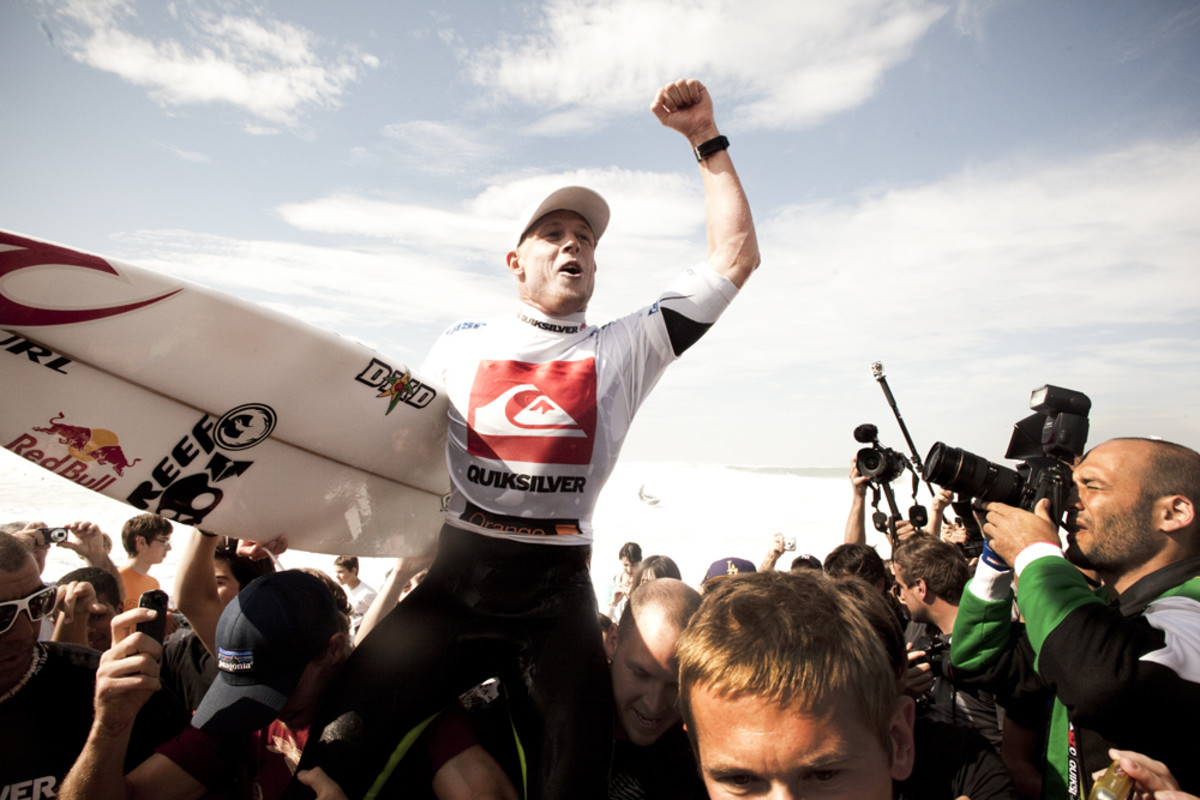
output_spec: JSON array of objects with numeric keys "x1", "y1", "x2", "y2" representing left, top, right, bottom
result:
[{"x1": 693, "y1": 135, "x2": 730, "y2": 162}]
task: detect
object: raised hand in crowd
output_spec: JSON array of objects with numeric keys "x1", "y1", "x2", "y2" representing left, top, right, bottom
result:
[
  {"x1": 59, "y1": 521, "x2": 121, "y2": 580},
  {"x1": 236, "y1": 534, "x2": 289, "y2": 563},
  {"x1": 925, "y1": 488, "x2": 954, "y2": 538},
  {"x1": 58, "y1": 606, "x2": 165, "y2": 800},
  {"x1": 50, "y1": 578, "x2": 108, "y2": 648},
  {"x1": 760, "y1": 532, "x2": 788, "y2": 571},
  {"x1": 845, "y1": 458, "x2": 871, "y2": 544},
  {"x1": 941, "y1": 518, "x2": 970, "y2": 547}
]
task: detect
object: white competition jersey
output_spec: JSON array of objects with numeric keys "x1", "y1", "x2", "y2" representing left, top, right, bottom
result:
[{"x1": 421, "y1": 263, "x2": 738, "y2": 545}]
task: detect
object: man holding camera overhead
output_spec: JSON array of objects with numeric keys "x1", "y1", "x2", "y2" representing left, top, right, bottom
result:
[{"x1": 951, "y1": 437, "x2": 1200, "y2": 798}]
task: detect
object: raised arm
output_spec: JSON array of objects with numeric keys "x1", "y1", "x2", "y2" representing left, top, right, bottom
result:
[
  {"x1": 61, "y1": 521, "x2": 123, "y2": 588},
  {"x1": 173, "y1": 529, "x2": 224, "y2": 656},
  {"x1": 845, "y1": 458, "x2": 870, "y2": 545},
  {"x1": 356, "y1": 544, "x2": 436, "y2": 643},
  {"x1": 59, "y1": 607, "x2": 161, "y2": 800},
  {"x1": 651, "y1": 78, "x2": 760, "y2": 288}
]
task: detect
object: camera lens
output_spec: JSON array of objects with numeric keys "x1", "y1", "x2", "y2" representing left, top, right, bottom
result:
[
  {"x1": 39, "y1": 527, "x2": 70, "y2": 544},
  {"x1": 857, "y1": 448, "x2": 883, "y2": 476},
  {"x1": 857, "y1": 447, "x2": 906, "y2": 483},
  {"x1": 923, "y1": 443, "x2": 1023, "y2": 505}
]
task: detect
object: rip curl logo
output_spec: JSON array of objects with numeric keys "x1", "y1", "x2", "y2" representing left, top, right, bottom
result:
[
  {"x1": 0, "y1": 230, "x2": 182, "y2": 326},
  {"x1": 467, "y1": 359, "x2": 596, "y2": 465}
]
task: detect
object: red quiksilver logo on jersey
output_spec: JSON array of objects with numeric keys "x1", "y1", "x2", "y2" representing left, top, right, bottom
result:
[{"x1": 468, "y1": 358, "x2": 597, "y2": 465}]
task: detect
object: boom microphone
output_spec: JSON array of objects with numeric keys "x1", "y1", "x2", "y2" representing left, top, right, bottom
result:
[{"x1": 854, "y1": 423, "x2": 879, "y2": 444}]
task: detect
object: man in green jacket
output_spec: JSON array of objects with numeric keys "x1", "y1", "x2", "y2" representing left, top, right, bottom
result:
[{"x1": 952, "y1": 437, "x2": 1200, "y2": 798}]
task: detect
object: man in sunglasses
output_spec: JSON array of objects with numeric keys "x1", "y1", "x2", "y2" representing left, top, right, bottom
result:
[
  {"x1": 0, "y1": 532, "x2": 187, "y2": 798},
  {"x1": 0, "y1": 530, "x2": 102, "y2": 797}
]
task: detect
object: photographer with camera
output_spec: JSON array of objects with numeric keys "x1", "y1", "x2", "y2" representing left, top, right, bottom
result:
[
  {"x1": 949, "y1": 437, "x2": 1200, "y2": 798},
  {"x1": 892, "y1": 535, "x2": 1004, "y2": 748}
]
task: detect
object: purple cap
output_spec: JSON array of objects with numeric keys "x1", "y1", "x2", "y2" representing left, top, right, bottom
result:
[{"x1": 703, "y1": 557, "x2": 757, "y2": 584}]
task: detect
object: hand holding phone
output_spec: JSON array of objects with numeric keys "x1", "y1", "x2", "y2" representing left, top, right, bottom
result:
[{"x1": 135, "y1": 589, "x2": 170, "y2": 645}]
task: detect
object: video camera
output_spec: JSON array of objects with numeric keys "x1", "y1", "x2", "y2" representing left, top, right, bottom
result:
[
  {"x1": 923, "y1": 385, "x2": 1091, "y2": 533},
  {"x1": 854, "y1": 423, "x2": 927, "y2": 542}
]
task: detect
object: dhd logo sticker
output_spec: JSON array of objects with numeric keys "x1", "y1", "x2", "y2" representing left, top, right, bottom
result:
[{"x1": 468, "y1": 359, "x2": 596, "y2": 465}]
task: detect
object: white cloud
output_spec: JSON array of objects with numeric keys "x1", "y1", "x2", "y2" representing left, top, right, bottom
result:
[
  {"x1": 374, "y1": 120, "x2": 501, "y2": 175},
  {"x1": 153, "y1": 141, "x2": 210, "y2": 162},
  {"x1": 638, "y1": 136, "x2": 1200, "y2": 463},
  {"x1": 41, "y1": 0, "x2": 378, "y2": 126},
  {"x1": 466, "y1": 0, "x2": 949, "y2": 133},
  {"x1": 754, "y1": 138, "x2": 1200, "y2": 340}
]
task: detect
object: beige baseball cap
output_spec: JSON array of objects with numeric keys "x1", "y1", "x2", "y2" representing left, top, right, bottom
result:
[{"x1": 515, "y1": 186, "x2": 610, "y2": 246}]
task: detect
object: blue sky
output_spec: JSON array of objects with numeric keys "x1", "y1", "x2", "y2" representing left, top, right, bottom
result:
[{"x1": 2, "y1": 0, "x2": 1198, "y2": 468}]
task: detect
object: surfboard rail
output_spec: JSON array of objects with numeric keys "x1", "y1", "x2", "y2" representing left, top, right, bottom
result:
[{"x1": 1, "y1": 228, "x2": 448, "y2": 556}]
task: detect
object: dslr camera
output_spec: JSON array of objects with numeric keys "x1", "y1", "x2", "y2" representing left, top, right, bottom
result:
[
  {"x1": 922, "y1": 385, "x2": 1091, "y2": 533},
  {"x1": 910, "y1": 634, "x2": 949, "y2": 675}
]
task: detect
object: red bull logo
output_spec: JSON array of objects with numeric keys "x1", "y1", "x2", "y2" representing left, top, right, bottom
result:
[
  {"x1": 31, "y1": 413, "x2": 142, "y2": 476},
  {"x1": 5, "y1": 414, "x2": 138, "y2": 492}
]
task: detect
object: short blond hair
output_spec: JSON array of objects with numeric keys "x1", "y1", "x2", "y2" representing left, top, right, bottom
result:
[{"x1": 677, "y1": 570, "x2": 898, "y2": 755}]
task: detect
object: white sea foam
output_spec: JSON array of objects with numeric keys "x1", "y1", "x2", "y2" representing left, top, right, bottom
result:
[{"x1": 1, "y1": 449, "x2": 893, "y2": 605}]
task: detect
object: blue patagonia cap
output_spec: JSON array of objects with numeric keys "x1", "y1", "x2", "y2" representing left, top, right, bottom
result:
[{"x1": 191, "y1": 570, "x2": 342, "y2": 736}]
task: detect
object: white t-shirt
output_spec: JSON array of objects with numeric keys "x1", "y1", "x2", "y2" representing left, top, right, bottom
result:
[
  {"x1": 421, "y1": 263, "x2": 738, "y2": 546},
  {"x1": 346, "y1": 580, "x2": 377, "y2": 623}
]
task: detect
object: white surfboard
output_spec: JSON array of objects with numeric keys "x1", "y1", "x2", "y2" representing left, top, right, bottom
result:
[{"x1": 0, "y1": 229, "x2": 448, "y2": 556}]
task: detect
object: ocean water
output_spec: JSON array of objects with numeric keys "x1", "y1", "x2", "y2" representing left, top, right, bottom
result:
[{"x1": 1, "y1": 448, "x2": 885, "y2": 604}]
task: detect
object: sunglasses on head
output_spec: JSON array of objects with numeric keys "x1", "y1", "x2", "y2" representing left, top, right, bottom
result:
[{"x1": 0, "y1": 584, "x2": 57, "y2": 634}]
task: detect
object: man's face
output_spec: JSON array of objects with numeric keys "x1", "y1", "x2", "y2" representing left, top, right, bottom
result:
[
  {"x1": 606, "y1": 610, "x2": 682, "y2": 746},
  {"x1": 277, "y1": 636, "x2": 346, "y2": 732},
  {"x1": 213, "y1": 560, "x2": 241, "y2": 608},
  {"x1": 141, "y1": 533, "x2": 171, "y2": 564},
  {"x1": 333, "y1": 565, "x2": 355, "y2": 586},
  {"x1": 0, "y1": 559, "x2": 43, "y2": 693},
  {"x1": 1065, "y1": 440, "x2": 1161, "y2": 574},
  {"x1": 690, "y1": 685, "x2": 913, "y2": 800},
  {"x1": 891, "y1": 569, "x2": 927, "y2": 625},
  {"x1": 508, "y1": 210, "x2": 597, "y2": 317},
  {"x1": 85, "y1": 598, "x2": 117, "y2": 651}
]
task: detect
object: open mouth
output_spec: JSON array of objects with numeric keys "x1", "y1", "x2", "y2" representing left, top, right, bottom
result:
[
  {"x1": 559, "y1": 262, "x2": 582, "y2": 276},
  {"x1": 632, "y1": 708, "x2": 663, "y2": 730}
]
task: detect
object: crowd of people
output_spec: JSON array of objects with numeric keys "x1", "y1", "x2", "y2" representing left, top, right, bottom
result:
[
  {"x1": 3, "y1": 76, "x2": 1198, "y2": 800},
  {"x1": 5, "y1": 432, "x2": 1198, "y2": 799}
]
